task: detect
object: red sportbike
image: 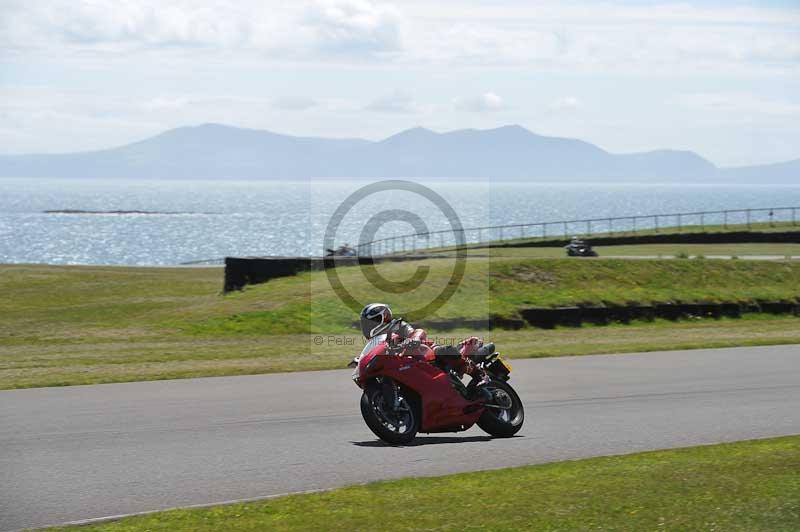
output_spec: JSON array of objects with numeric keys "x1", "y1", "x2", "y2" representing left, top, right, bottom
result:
[{"x1": 349, "y1": 334, "x2": 524, "y2": 444}]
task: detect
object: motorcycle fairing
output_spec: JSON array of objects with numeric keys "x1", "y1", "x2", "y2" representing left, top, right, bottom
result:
[{"x1": 358, "y1": 343, "x2": 483, "y2": 433}]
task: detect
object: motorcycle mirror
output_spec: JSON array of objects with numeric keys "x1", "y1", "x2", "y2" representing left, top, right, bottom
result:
[{"x1": 347, "y1": 359, "x2": 358, "y2": 368}]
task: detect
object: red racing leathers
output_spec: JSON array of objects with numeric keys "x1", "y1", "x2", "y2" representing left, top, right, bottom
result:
[{"x1": 387, "y1": 319, "x2": 485, "y2": 380}]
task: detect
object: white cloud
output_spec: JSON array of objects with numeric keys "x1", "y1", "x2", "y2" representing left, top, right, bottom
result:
[
  {"x1": 454, "y1": 92, "x2": 505, "y2": 112},
  {"x1": 2, "y1": 1, "x2": 797, "y2": 75},
  {"x1": 404, "y1": 2, "x2": 800, "y2": 76},
  {"x1": 0, "y1": 0, "x2": 250, "y2": 51},
  {"x1": 0, "y1": 0, "x2": 403, "y2": 60},
  {"x1": 550, "y1": 96, "x2": 582, "y2": 111},
  {"x1": 302, "y1": 0, "x2": 402, "y2": 55},
  {"x1": 365, "y1": 91, "x2": 423, "y2": 113},
  {"x1": 271, "y1": 97, "x2": 319, "y2": 111},
  {"x1": 140, "y1": 97, "x2": 191, "y2": 112},
  {"x1": 675, "y1": 93, "x2": 800, "y2": 116}
]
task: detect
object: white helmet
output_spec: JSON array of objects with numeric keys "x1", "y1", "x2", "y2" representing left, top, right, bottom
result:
[{"x1": 359, "y1": 303, "x2": 393, "y2": 339}]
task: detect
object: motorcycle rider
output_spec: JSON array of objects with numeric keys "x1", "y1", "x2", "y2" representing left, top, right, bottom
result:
[{"x1": 359, "y1": 303, "x2": 491, "y2": 390}]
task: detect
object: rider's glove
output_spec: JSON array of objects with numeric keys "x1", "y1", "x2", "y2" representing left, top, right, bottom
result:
[{"x1": 401, "y1": 338, "x2": 422, "y2": 351}]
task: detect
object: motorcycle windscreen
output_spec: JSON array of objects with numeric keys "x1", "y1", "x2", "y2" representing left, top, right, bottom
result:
[{"x1": 358, "y1": 333, "x2": 387, "y2": 359}]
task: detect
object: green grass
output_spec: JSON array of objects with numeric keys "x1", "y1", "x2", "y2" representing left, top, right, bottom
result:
[
  {"x1": 2, "y1": 259, "x2": 800, "y2": 388},
  {"x1": 48, "y1": 435, "x2": 800, "y2": 532},
  {"x1": 181, "y1": 256, "x2": 800, "y2": 332},
  {"x1": 4, "y1": 316, "x2": 799, "y2": 389}
]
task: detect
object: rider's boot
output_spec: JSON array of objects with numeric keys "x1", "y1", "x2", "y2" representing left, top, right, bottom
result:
[{"x1": 464, "y1": 360, "x2": 492, "y2": 401}]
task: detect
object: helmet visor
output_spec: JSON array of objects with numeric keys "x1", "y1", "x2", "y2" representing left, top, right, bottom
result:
[{"x1": 360, "y1": 316, "x2": 384, "y2": 339}]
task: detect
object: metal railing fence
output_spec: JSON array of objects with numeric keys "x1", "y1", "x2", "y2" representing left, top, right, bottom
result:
[{"x1": 356, "y1": 206, "x2": 800, "y2": 256}]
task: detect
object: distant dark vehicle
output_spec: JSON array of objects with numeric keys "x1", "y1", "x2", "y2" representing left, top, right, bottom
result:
[
  {"x1": 326, "y1": 244, "x2": 357, "y2": 257},
  {"x1": 565, "y1": 237, "x2": 598, "y2": 257}
]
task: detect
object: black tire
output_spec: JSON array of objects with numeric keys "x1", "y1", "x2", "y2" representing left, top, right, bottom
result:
[
  {"x1": 360, "y1": 384, "x2": 419, "y2": 445},
  {"x1": 477, "y1": 379, "x2": 524, "y2": 437}
]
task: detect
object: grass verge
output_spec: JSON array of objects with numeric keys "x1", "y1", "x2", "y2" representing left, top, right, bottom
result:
[
  {"x1": 3, "y1": 315, "x2": 800, "y2": 389},
  {"x1": 2, "y1": 261, "x2": 800, "y2": 389},
  {"x1": 48, "y1": 435, "x2": 800, "y2": 531}
]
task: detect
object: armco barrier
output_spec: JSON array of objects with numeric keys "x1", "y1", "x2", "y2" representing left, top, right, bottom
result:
[
  {"x1": 224, "y1": 255, "x2": 454, "y2": 292},
  {"x1": 346, "y1": 301, "x2": 796, "y2": 331},
  {"x1": 349, "y1": 316, "x2": 526, "y2": 332},
  {"x1": 519, "y1": 301, "x2": 797, "y2": 329}
]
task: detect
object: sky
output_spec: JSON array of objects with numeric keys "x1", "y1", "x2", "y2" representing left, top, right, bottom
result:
[{"x1": 0, "y1": 0, "x2": 798, "y2": 167}]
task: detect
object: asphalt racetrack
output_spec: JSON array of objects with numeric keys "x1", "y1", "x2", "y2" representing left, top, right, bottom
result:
[{"x1": 2, "y1": 345, "x2": 799, "y2": 530}]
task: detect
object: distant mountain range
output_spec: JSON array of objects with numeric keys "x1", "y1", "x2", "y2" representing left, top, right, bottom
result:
[{"x1": 0, "y1": 123, "x2": 797, "y2": 183}]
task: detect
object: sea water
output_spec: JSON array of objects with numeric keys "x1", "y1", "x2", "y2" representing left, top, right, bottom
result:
[{"x1": 1, "y1": 178, "x2": 799, "y2": 265}]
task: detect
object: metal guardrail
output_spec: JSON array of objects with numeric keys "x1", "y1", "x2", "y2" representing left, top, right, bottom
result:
[
  {"x1": 356, "y1": 206, "x2": 800, "y2": 256},
  {"x1": 179, "y1": 257, "x2": 226, "y2": 265}
]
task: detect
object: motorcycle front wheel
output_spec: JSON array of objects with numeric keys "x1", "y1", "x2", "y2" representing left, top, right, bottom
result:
[
  {"x1": 360, "y1": 385, "x2": 419, "y2": 445},
  {"x1": 477, "y1": 379, "x2": 524, "y2": 437}
]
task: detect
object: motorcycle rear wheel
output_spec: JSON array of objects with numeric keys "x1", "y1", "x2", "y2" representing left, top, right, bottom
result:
[
  {"x1": 477, "y1": 379, "x2": 524, "y2": 437},
  {"x1": 360, "y1": 386, "x2": 419, "y2": 445}
]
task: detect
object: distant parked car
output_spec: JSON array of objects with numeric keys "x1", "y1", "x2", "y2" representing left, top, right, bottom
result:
[{"x1": 565, "y1": 236, "x2": 598, "y2": 257}]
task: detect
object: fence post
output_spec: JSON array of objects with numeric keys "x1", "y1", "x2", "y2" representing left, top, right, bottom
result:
[
  {"x1": 586, "y1": 220, "x2": 591, "y2": 236},
  {"x1": 747, "y1": 209, "x2": 751, "y2": 229},
  {"x1": 564, "y1": 222, "x2": 568, "y2": 238},
  {"x1": 793, "y1": 208, "x2": 797, "y2": 226},
  {"x1": 632, "y1": 216, "x2": 637, "y2": 234},
  {"x1": 701, "y1": 212, "x2": 705, "y2": 232},
  {"x1": 654, "y1": 215, "x2": 659, "y2": 233},
  {"x1": 608, "y1": 218, "x2": 612, "y2": 236},
  {"x1": 677, "y1": 214, "x2": 682, "y2": 232},
  {"x1": 724, "y1": 211, "x2": 728, "y2": 229},
  {"x1": 543, "y1": 223, "x2": 547, "y2": 239}
]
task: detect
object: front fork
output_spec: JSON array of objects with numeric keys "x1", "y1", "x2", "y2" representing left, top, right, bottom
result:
[{"x1": 379, "y1": 377, "x2": 400, "y2": 410}]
